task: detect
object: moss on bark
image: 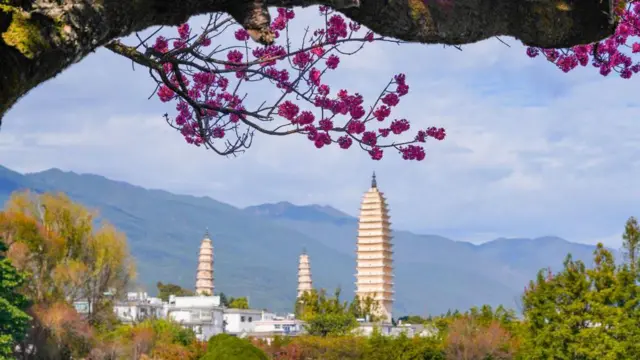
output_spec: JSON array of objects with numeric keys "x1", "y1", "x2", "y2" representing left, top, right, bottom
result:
[{"x1": 0, "y1": 5, "x2": 50, "y2": 58}]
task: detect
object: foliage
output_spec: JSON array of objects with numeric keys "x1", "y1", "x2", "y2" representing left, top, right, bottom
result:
[
  {"x1": 521, "y1": 216, "x2": 640, "y2": 359},
  {"x1": 0, "y1": 190, "x2": 136, "y2": 358},
  {"x1": 622, "y1": 216, "x2": 640, "y2": 272},
  {"x1": 365, "y1": 331, "x2": 446, "y2": 360},
  {"x1": 219, "y1": 292, "x2": 229, "y2": 307},
  {"x1": 109, "y1": 7, "x2": 446, "y2": 160},
  {"x1": 295, "y1": 288, "x2": 360, "y2": 336},
  {"x1": 228, "y1": 296, "x2": 250, "y2": 309},
  {"x1": 92, "y1": 318, "x2": 204, "y2": 360},
  {"x1": 0, "y1": 236, "x2": 31, "y2": 359},
  {"x1": 348, "y1": 294, "x2": 382, "y2": 322},
  {"x1": 202, "y1": 334, "x2": 268, "y2": 360},
  {"x1": 445, "y1": 315, "x2": 518, "y2": 360},
  {"x1": 397, "y1": 315, "x2": 428, "y2": 325},
  {"x1": 156, "y1": 282, "x2": 195, "y2": 301},
  {"x1": 253, "y1": 333, "x2": 446, "y2": 360}
]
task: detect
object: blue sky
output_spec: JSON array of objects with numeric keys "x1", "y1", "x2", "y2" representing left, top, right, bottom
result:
[{"x1": 1, "y1": 8, "x2": 639, "y2": 247}]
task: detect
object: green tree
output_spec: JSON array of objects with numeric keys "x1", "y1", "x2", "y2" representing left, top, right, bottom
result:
[
  {"x1": 610, "y1": 218, "x2": 640, "y2": 358},
  {"x1": 348, "y1": 294, "x2": 381, "y2": 322},
  {"x1": 522, "y1": 255, "x2": 591, "y2": 359},
  {"x1": 202, "y1": 334, "x2": 267, "y2": 360},
  {"x1": 218, "y1": 292, "x2": 229, "y2": 307},
  {"x1": 397, "y1": 315, "x2": 427, "y2": 324},
  {"x1": 296, "y1": 288, "x2": 359, "y2": 337},
  {"x1": 228, "y1": 297, "x2": 250, "y2": 309},
  {"x1": 622, "y1": 216, "x2": 640, "y2": 274},
  {"x1": 0, "y1": 237, "x2": 31, "y2": 359},
  {"x1": 156, "y1": 282, "x2": 195, "y2": 301},
  {"x1": 520, "y1": 234, "x2": 640, "y2": 360}
]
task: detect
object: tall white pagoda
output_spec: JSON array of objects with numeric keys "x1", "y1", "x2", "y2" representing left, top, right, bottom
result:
[
  {"x1": 195, "y1": 229, "x2": 215, "y2": 296},
  {"x1": 355, "y1": 173, "x2": 394, "y2": 322},
  {"x1": 297, "y1": 248, "x2": 313, "y2": 298}
]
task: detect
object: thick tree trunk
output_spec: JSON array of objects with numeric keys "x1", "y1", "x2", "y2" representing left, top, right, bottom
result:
[{"x1": 0, "y1": 0, "x2": 615, "y2": 123}]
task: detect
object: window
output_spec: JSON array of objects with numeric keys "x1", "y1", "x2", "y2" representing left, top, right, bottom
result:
[
  {"x1": 248, "y1": 317, "x2": 252, "y2": 322},
  {"x1": 241, "y1": 316, "x2": 245, "y2": 322},
  {"x1": 274, "y1": 324, "x2": 281, "y2": 329}
]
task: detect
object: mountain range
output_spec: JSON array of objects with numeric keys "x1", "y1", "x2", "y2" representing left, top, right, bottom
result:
[{"x1": 0, "y1": 165, "x2": 606, "y2": 316}]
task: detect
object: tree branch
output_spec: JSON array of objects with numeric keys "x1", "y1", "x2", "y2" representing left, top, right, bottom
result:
[{"x1": 0, "y1": 0, "x2": 616, "y2": 124}]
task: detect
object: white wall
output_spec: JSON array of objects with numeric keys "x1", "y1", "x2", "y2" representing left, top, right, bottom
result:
[
  {"x1": 170, "y1": 295, "x2": 221, "y2": 308},
  {"x1": 114, "y1": 303, "x2": 164, "y2": 323},
  {"x1": 167, "y1": 307, "x2": 225, "y2": 341},
  {"x1": 253, "y1": 319, "x2": 303, "y2": 335},
  {"x1": 223, "y1": 310, "x2": 262, "y2": 334}
]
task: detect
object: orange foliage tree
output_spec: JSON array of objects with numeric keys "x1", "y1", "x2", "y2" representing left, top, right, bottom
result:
[
  {"x1": 445, "y1": 315, "x2": 518, "y2": 360},
  {"x1": 0, "y1": 190, "x2": 136, "y2": 358}
]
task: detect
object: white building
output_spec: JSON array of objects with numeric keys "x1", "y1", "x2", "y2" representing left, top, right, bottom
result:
[
  {"x1": 166, "y1": 295, "x2": 225, "y2": 341},
  {"x1": 223, "y1": 308, "x2": 263, "y2": 334},
  {"x1": 354, "y1": 320, "x2": 438, "y2": 337},
  {"x1": 253, "y1": 312, "x2": 304, "y2": 336},
  {"x1": 113, "y1": 292, "x2": 165, "y2": 323}
]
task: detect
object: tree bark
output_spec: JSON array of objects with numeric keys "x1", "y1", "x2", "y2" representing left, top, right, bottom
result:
[{"x1": 0, "y1": 0, "x2": 615, "y2": 123}]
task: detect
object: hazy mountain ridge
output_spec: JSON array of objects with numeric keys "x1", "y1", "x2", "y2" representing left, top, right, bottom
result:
[{"x1": 0, "y1": 165, "x2": 606, "y2": 315}]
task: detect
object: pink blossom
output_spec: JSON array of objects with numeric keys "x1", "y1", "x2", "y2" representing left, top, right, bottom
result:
[
  {"x1": 309, "y1": 68, "x2": 322, "y2": 86},
  {"x1": 364, "y1": 31, "x2": 374, "y2": 42},
  {"x1": 235, "y1": 29, "x2": 250, "y2": 41},
  {"x1": 293, "y1": 52, "x2": 312, "y2": 68},
  {"x1": 212, "y1": 127, "x2": 225, "y2": 138},
  {"x1": 400, "y1": 145, "x2": 425, "y2": 161},
  {"x1": 318, "y1": 85, "x2": 330, "y2": 96},
  {"x1": 326, "y1": 55, "x2": 340, "y2": 69},
  {"x1": 278, "y1": 101, "x2": 299, "y2": 121},
  {"x1": 153, "y1": 36, "x2": 169, "y2": 53},
  {"x1": 390, "y1": 119, "x2": 410, "y2": 134},
  {"x1": 178, "y1": 24, "x2": 190, "y2": 40},
  {"x1": 149, "y1": 8, "x2": 446, "y2": 160},
  {"x1": 347, "y1": 120, "x2": 365, "y2": 134},
  {"x1": 381, "y1": 93, "x2": 400, "y2": 107},
  {"x1": 338, "y1": 136, "x2": 353, "y2": 149},
  {"x1": 369, "y1": 147, "x2": 383, "y2": 160},
  {"x1": 373, "y1": 106, "x2": 391, "y2": 121},
  {"x1": 311, "y1": 47, "x2": 325, "y2": 57},
  {"x1": 319, "y1": 119, "x2": 333, "y2": 131},
  {"x1": 157, "y1": 86, "x2": 174, "y2": 102},
  {"x1": 362, "y1": 131, "x2": 377, "y2": 146},
  {"x1": 294, "y1": 111, "x2": 315, "y2": 125}
]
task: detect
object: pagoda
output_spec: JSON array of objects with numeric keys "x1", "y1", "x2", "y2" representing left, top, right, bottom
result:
[
  {"x1": 297, "y1": 248, "x2": 313, "y2": 298},
  {"x1": 195, "y1": 229, "x2": 215, "y2": 295},
  {"x1": 355, "y1": 172, "x2": 394, "y2": 322}
]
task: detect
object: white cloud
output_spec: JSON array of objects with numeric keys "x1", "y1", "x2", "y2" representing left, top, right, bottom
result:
[{"x1": 1, "y1": 7, "x2": 639, "y2": 248}]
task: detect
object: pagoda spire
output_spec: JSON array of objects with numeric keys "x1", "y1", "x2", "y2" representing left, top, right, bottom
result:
[
  {"x1": 371, "y1": 171, "x2": 377, "y2": 188},
  {"x1": 356, "y1": 174, "x2": 394, "y2": 322},
  {"x1": 297, "y1": 249, "x2": 313, "y2": 298},
  {"x1": 195, "y1": 231, "x2": 215, "y2": 296}
]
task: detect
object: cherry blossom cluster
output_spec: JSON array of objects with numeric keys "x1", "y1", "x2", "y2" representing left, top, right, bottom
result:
[
  {"x1": 145, "y1": 7, "x2": 445, "y2": 160},
  {"x1": 526, "y1": 1, "x2": 640, "y2": 78}
]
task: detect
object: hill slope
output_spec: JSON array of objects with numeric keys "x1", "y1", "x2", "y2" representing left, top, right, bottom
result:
[{"x1": 0, "y1": 165, "x2": 605, "y2": 315}]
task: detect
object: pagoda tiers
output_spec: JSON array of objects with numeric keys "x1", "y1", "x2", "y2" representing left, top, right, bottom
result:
[
  {"x1": 355, "y1": 173, "x2": 394, "y2": 322},
  {"x1": 195, "y1": 230, "x2": 215, "y2": 295},
  {"x1": 297, "y1": 248, "x2": 313, "y2": 298}
]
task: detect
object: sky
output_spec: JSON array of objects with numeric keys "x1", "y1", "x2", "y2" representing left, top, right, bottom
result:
[{"x1": 1, "y1": 8, "x2": 639, "y2": 248}]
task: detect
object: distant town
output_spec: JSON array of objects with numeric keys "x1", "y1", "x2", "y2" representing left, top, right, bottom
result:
[{"x1": 72, "y1": 173, "x2": 432, "y2": 342}]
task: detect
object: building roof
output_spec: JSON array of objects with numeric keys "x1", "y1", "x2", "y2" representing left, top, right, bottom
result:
[{"x1": 223, "y1": 308, "x2": 263, "y2": 315}]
